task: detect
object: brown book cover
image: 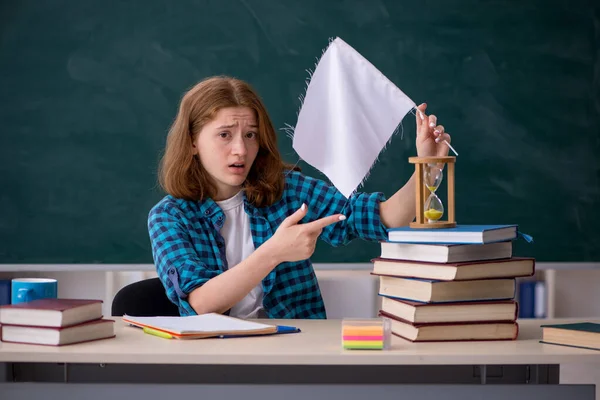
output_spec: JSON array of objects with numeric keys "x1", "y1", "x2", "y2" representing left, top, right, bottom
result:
[
  {"x1": 373, "y1": 274, "x2": 516, "y2": 303},
  {"x1": 379, "y1": 310, "x2": 519, "y2": 342},
  {"x1": 381, "y1": 296, "x2": 519, "y2": 323},
  {"x1": 389, "y1": 297, "x2": 516, "y2": 308},
  {"x1": 0, "y1": 299, "x2": 104, "y2": 328},
  {"x1": 379, "y1": 241, "x2": 513, "y2": 263},
  {"x1": 371, "y1": 257, "x2": 535, "y2": 281},
  {"x1": 0, "y1": 298, "x2": 102, "y2": 311},
  {"x1": 1, "y1": 319, "x2": 115, "y2": 346}
]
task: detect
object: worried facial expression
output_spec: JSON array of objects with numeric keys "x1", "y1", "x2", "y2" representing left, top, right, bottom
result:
[{"x1": 193, "y1": 107, "x2": 260, "y2": 201}]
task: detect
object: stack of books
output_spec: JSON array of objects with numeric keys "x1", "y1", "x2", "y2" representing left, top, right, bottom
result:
[
  {"x1": 373, "y1": 224, "x2": 535, "y2": 342},
  {"x1": 0, "y1": 298, "x2": 115, "y2": 346}
]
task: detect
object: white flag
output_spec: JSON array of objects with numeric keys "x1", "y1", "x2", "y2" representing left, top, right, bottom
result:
[{"x1": 292, "y1": 37, "x2": 416, "y2": 198}]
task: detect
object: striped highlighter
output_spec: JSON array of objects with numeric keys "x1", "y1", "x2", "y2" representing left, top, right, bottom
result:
[{"x1": 342, "y1": 318, "x2": 391, "y2": 350}]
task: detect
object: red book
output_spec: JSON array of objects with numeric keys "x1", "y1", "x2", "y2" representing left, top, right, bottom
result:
[
  {"x1": 380, "y1": 296, "x2": 518, "y2": 324},
  {"x1": 379, "y1": 310, "x2": 519, "y2": 342},
  {"x1": 0, "y1": 298, "x2": 103, "y2": 328},
  {"x1": 374, "y1": 274, "x2": 516, "y2": 303},
  {"x1": 1, "y1": 319, "x2": 115, "y2": 346}
]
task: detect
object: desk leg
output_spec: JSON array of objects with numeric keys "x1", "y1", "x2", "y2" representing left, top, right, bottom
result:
[
  {"x1": 480, "y1": 365, "x2": 487, "y2": 384},
  {"x1": 0, "y1": 363, "x2": 9, "y2": 382}
]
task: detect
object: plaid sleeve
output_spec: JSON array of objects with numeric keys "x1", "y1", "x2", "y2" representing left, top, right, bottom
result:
[
  {"x1": 290, "y1": 172, "x2": 388, "y2": 246},
  {"x1": 148, "y1": 204, "x2": 220, "y2": 316}
]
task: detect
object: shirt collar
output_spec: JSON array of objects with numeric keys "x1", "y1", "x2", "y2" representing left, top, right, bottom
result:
[
  {"x1": 197, "y1": 191, "x2": 261, "y2": 219},
  {"x1": 242, "y1": 191, "x2": 262, "y2": 217},
  {"x1": 198, "y1": 197, "x2": 221, "y2": 219}
]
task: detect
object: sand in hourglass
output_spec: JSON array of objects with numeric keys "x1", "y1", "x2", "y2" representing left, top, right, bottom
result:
[{"x1": 424, "y1": 164, "x2": 444, "y2": 223}]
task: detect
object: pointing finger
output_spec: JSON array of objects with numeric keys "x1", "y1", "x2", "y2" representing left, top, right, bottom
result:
[{"x1": 280, "y1": 203, "x2": 308, "y2": 228}]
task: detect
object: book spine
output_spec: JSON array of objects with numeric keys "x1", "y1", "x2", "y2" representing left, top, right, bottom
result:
[
  {"x1": 534, "y1": 281, "x2": 546, "y2": 318},
  {"x1": 390, "y1": 331, "x2": 517, "y2": 343},
  {"x1": 518, "y1": 281, "x2": 536, "y2": 318}
]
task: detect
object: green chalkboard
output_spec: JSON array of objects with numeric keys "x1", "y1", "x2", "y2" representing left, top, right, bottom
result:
[{"x1": 1, "y1": 0, "x2": 598, "y2": 263}]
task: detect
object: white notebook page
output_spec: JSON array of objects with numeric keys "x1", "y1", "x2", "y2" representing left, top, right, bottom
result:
[{"x1": 123, "y1": 313, "x2": 275, "y2": 334}]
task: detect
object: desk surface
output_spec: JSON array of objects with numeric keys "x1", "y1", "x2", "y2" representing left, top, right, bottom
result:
[{"x1": 1, "y1": 319, "x2": 599, "y2": 365}]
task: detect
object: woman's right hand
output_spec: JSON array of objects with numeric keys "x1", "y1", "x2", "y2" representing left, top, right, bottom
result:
[{"x1": 266, "y1": 204, "x2": 346, "y2": 264}]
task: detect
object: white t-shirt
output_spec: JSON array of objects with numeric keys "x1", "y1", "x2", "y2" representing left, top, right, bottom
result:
[{"x1": 215, "y1": 191, "x2": 265, "y2": 318}]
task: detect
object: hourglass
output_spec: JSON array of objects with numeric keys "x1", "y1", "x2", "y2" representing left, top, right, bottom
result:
[
  {"x1": 409, "y1": 156, "x2": 457, "y2": 229},
  {"x1": 424, "y1": 163, "x2": 444, "y2": 222}
]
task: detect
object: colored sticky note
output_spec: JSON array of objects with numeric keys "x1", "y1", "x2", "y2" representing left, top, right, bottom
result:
[
  {"x1": 343, "y1": 340, "x2": 384, "y2": 349},
  {"x1": 342, "y1": 335, "x2": 384, "y2": 341}
]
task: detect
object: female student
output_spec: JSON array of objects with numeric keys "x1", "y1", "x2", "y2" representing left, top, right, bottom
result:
[{"x1": 148, "y1": 76, "x2": 451, "y2": 318}]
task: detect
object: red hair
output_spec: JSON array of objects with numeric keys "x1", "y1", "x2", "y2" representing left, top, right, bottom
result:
[{"x1": 159, "y1": 76, "x2": 297, "y2": 207}]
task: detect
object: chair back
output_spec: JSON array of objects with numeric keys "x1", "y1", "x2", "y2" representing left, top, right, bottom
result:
[{"x1": 111, "y1": 277, "x2": 180, "y2": 316}]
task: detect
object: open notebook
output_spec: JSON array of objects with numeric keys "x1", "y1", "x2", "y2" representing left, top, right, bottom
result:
[{"x1": 123, "y1": 313, "x2": 299, "y2": 339}]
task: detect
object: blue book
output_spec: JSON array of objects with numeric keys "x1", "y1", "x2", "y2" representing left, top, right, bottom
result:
[
  {"x1": 540, "y1": 322, "x2": 600, "y2": 351},
  {"x1": 387, "y1": 224, "x2": 519, "y2": 244},
  {"x1": 518, "y1": 281, "x2": 536, "y2": 318}
]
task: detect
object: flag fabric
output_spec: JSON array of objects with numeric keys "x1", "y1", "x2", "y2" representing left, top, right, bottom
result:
[{"x1": 292, "y1": 37, "x2": 416, "y2": 198}]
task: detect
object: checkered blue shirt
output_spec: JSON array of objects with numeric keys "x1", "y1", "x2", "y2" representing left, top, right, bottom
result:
[{"x1": 148, "y1": 170, "x2": 388, "y2": 318}]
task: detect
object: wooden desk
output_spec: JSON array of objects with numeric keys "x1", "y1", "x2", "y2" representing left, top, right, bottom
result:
[
  {"x1": 1, "y1": 319, "x2": 598, "y2": 400},
  {"x1": 1, "y1": 318, "x2": 599, "y2": 365}
]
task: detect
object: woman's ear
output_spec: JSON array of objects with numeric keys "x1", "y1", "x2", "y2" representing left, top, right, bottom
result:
[{"x1": 190, "y1": 134, "x2": 198, "y2": 156}]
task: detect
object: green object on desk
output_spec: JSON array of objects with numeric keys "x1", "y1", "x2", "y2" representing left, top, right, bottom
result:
[{"x1": 143, "y1": 326, "x2": 173, "y2": 340}]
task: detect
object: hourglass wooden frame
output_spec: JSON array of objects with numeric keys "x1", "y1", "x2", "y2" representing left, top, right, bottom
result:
[{"x1": 409, "y1": 156, "x2": 457, "y2": 229}]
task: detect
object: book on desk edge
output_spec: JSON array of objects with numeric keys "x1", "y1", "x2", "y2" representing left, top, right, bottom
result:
[
  {"x1": 540, "y1": 322, "x2": 600, "y2": 332},
  {"x1": 379, "y1": 311, "x2": 519, "y2": 342},
  {"x1": 0, "y1": 318, "x2": 115, "y2": 346},
  {"x1": 0, "y1": 298, "x2": 103, "y2": 328},
  {"x1": 538, "y1": 341, "x2": 600, "y2": 351},
  {"x1": 539, "y1": 322, "x2": 600, "y2": 351}
]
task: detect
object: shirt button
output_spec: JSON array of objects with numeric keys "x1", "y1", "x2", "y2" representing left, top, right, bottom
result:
[
  {"x1": 204, "y1": 210, "x2": 210, "y2": 215},
  {"x1": 217, "y1": 216, "x2": 223, "y2": 221}
]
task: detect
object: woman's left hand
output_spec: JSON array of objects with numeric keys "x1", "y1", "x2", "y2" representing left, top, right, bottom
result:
[{"x1": 415, "y1": 103, "x2": 452, "y2": 158}]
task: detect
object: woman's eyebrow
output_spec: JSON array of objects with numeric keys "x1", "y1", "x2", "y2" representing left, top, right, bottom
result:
[
  {"x1": 215, "y1": 122, "x2": 258, "y2": 129},
  {"x1": 216, "y1": 124, "x2": 235, "y2": 129}
]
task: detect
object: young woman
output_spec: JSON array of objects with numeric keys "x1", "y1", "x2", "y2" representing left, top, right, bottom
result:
[{"x1": 148, "y1": 76, "x2": 451, "y2": 318}]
